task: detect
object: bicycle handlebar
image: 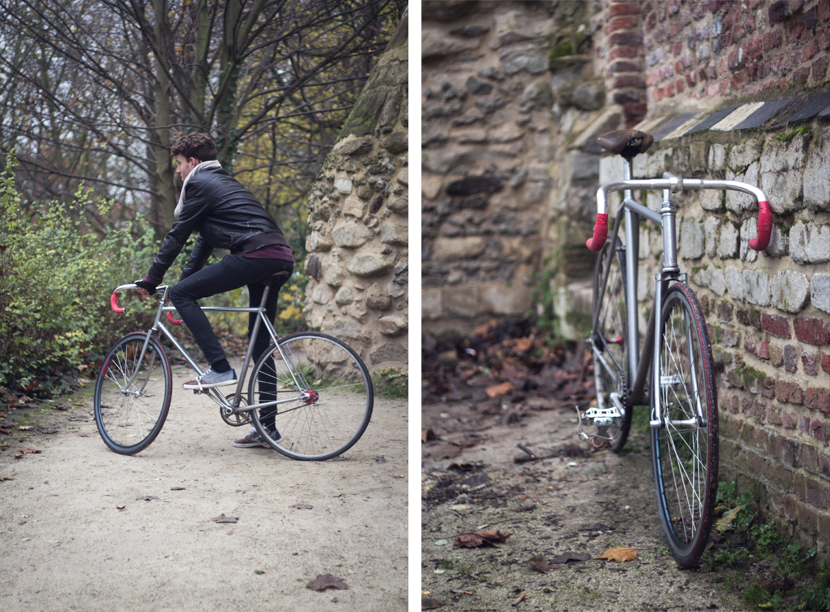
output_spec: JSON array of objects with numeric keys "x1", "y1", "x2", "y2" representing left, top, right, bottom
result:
[
  {"x1": 586, "y1": 178, "x2": 771, "y2": 252},
  {"x1": 109, "y1": 284, "x2": 182, "y2": 325}
]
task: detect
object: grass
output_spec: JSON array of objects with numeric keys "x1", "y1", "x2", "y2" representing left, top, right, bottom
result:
[{"x1": 703, "y1": 478, "x2": 830, "y2": 611}]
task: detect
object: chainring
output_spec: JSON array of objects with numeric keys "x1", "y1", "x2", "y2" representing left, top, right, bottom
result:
[{"x1": 220, "y1": 393, "x2": 251, "y2": 427}]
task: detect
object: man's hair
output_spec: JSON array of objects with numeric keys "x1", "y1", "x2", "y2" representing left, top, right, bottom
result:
[{"x1": 170, "y1": 133, "x2": 217, "y2": 162}]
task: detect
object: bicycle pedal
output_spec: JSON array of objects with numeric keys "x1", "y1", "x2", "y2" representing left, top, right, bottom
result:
[{"x1": 575, "y1": 404, "x2": 622, "y2": 444}]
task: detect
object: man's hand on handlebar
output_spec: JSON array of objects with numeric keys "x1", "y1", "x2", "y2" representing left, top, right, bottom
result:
[{"x1": 135, "y1": 279, "x2": 157, "y2": 297}]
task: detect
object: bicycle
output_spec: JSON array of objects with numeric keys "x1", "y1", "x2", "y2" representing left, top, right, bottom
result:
[
  {"x1": 577, "y1": 129, "x2": 771, "y2": 566},
  {"x1": 93, "y1": 271, "x2": 373, "y2": 461}
]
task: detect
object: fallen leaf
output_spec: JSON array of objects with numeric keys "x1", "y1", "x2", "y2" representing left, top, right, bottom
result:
[
  {"x1": 596, "y1": 547, "x2": 640, "y2": 562},
  {"x1": 18, "y1": 426, "x2": 32, "y2": 431},
  {"x1": 447, "y1": 462, "x2": 484, "y2": 472},
  {"x1": 514, "y1": 337, "x2": 534, "y2": 352},
  {"x1": 0, "y1": 428, "x2": 12, "y2": 435},
  {"x1": 71, "y1": 402, "x2": 84, "y2": 406},
  {"x1": 290, "y1": 504, "x2": 313, "y2": 510},
  {"x1": 212, "y1": 513, "x2": 239, "y2": 523},
  {"x1": 715, "y1": 504, "x2": 746, "y2": 533},
  {"x1": 453, "y1": 530, "x2": 512, "y2": 548},
  {"x1": 18, "y1": 520, "x2": 26, "y2": 525},
  {"x1": 421, "y1": 429, "x2": 436, "y2": 443},
  {"x1": 15, "y1": 447, "x2": 42, "y2": 457},
  {"x1": 485, "y1": 382, "x2": 515, "y2": 398},
  {"x1": 528, "y1": 557, "x2": 555, "y2": 573},
  {"x1": 0, "y1": 475, "x2": 14, "y2": 482},
  {"x1": 422, "y1": 598, "x2": 443, "y2": 610},
  {"x1": 306, "y1": 574, "x2": 348, "y2": 591}
]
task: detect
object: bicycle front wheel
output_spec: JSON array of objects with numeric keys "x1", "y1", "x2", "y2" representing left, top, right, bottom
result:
[
  {"x1": 590, "y1": 236, "x2": 631, "y2": 452},
  {"x1": 94, "y1": 332, "x2": 172, "y2": 455},
  {"x1": 248, "y1": 332, "x2": 373, "y2": 460},
  {"x1": 651, "y1": 283, "x2": 718, "y2": 566}
]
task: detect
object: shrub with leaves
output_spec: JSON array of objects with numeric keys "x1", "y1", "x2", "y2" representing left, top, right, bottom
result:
[{"x1": 0, "y1": 154, "x2": 157, "y2": 394}]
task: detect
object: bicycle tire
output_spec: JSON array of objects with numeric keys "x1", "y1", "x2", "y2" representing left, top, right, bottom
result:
[
  {"x1": 93, "y1": 332, "x2": 172, "y2": 455},
  {"x1": 651, "y1": 283, "x2": 718, "y2": 566},
  {"x1": 248, "y1": 331, "x2": 373, "y2": 461},
  {"x1": 590, "y1": 236, "x2": 631, "y2": 452}
]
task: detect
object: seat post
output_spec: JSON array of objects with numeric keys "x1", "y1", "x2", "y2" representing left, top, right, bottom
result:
[{"x1": 622, "y1": 157, "x2": 640, "y2": 384}]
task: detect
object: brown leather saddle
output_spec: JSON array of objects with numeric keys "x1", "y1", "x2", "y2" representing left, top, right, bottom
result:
[{"x1": 596, "y1": 129, "x2": 654, "y2": 159}]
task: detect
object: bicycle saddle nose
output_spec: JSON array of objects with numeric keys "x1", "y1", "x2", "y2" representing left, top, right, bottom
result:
[{"x1": 597, "y1": 129, "x2": 654, "y2": 159}]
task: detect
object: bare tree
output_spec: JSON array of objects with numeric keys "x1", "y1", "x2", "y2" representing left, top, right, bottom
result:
[{"x1": 0, "y1": 0, "x2": 405, "y2": 238}]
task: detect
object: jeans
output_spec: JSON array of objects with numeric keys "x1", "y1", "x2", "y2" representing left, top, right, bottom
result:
[{"x1": 169, "y1": 254, "x2": 294, "y2": 429}]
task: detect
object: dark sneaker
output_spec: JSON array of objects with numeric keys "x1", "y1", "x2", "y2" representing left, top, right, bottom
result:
[
  {"x1": 232, "y1": 427, "x2": 281, "y2": 448},
  {"x1": 183, "y1": 368, "x2": 237, "y2": 390}
]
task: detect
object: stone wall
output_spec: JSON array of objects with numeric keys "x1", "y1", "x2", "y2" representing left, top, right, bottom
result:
[
  {"x1": 421, "y1": 1, "x2": 608, "y2": 334},
  {"x1": 302, "y1": 13, "x2": 408, "y2": 374}
]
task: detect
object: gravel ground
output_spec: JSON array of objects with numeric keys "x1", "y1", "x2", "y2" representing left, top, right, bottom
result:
[{"x1": 421, "y1": 375, "x2": 739, "y2": 611}]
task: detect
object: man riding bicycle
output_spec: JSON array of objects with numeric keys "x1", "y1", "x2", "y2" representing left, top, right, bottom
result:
[{"x1": 136, "y1": 133, "x2": 293, "y2": 448}]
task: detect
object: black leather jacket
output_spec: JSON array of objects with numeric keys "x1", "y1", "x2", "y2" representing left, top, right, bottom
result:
[{"x1": 147, "y1": 166, "x2": 288, "y2": 282}]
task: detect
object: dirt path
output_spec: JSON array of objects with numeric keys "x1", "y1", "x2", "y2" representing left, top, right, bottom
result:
[
  {"x1": 1, "y1": 364, "x2": 408, "y2": 611},
  {"x1": 421, "y1": 388, "x2": 737, "y2": 611}
]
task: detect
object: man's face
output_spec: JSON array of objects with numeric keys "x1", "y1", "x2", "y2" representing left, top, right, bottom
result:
[{"x1": 175, "y1": 154, "x2": 198, "y2": 180}]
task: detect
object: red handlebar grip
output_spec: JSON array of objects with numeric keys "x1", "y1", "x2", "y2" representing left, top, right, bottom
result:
[
  {"x1": 748, "y1": 200, "x2": 771, "y2": 251},
  {"x1": 110, "y1": 291, "x2": 125, "y2": 314},
  {"x1": 586, "y1": 213, "x2": 609, "y2": 252},
  {"x1": 167, "y1": 311, "x2": 183, "y2": 326}
]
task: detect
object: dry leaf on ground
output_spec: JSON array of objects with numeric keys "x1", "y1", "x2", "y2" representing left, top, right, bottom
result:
[
  {"x1": 528, "y1": 557, "x2": 555, "y2": 573},
  {"x1": 306, "y1": 574, "x2": 348, "y2": 591},
  {"x1": 0, "y1": 475, "x2": 14, "y2": 481},
  {"x1": 422, "y1": 597, "x2": 443, "y2": 609},
  {"x1": 453, "y1": 530, "x2": 512, "y2": 548},
  {"x1": 421, "y1": 429, "x2": 436, "y2": 443},
  {"x1": 596, "y1": 547, "x2": 640, "y2": 562},
  {"x1": 15, "y1": 447, "x2": 42, "y2": 457},
  {"x1": 485, "y1": 382, "x2": 515, "y2": 398},
  {"x1": 715, "y1": 504, "x2": 746, "y2": 533}
]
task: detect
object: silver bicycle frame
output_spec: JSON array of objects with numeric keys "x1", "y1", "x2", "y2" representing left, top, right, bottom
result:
[
  {"x1": 112, "y1": 282, "x2": 309, "y2": 416},
  {"x1": 595, "y1": 162, "x2": 768, "y2": 429}
]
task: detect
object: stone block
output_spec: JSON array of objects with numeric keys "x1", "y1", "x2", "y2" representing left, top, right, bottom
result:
[
  {"x1": 422, "y1": 27, "x2": 482, "y2": 60},
  {"x1": 762, "y1": 313, "x2": 792, "y2": 338},
  {"x1": 346, "y1": 251, "x2": 395, "y2": 277},
  {"x1": 726, "y1": 267, "x2": 745, "y2": 300},
  {"x1": 342, "y1": 192, "x2": 367, "y2": 218},
  {"x1": 804, "y1": 127, "x2": 830, "y2": 212},
  {"x1": 366, "y1": 283, "x2": 392, "y2": 310},
  {"x1": 381, "y1": 220, "x2": 408, "y2": 246},
  {"x1": 680, "y1": 217, "x2": 705, "y2": 259},
  {"x1": 790, "y1": 222, "x2": 830, "y2": 264},
  {"x1": 766, "y1": 224, "x2": 789, "y2": 257},
  {"x1": 498, "y1": 47, "x2": 548, "y2": 75},
  {"x1": 728, "y1": 140, "x2": 763, "y2": 170},
  {"x1": 744, "y1": 269, "x2": 770, "y2": 306},
  {"x1": 776, "y1": 380, "x2": 805, "y2": 404},
  {"x1": 332, "y1": 221, "x2": 373, "y2": 248},
  {"x1": 719, "y1": 223, "x2": 740, "y2": 259},
  {"x1": 431, "y1": 236, "x2": 486, "y2": 261},
  {"x1": 422, "y1": 287, "x2": 443, "y2": 320},
  {"x1": 812, "y1": 273, "x2": 830, "y2": 314},
  {"x1": 770, "y1": 270, "x2": 810, "y2": 313},
  {"x1": 740, "y1": 217, "x2": 759, "y2": 262},
  {"x1": 709, "y1": 269, "x2": 727, "y2": 296},
  {"x1": 761, "y1": 169, "x2": 804, "y2": 214},
  {"x1": 323, "y1": 262, "x2": 347, "y2": 288},
  {"x1": 703, "y1": 218, "x2": 720, "y2": 258},
  {"x1": 306, "y1": 231, "x2": 334, "y2": 253},
  {"x1": 700, "y1": 189, "x2": 723, "y2": 211},
  {"x1": 802, "y1": 351, "x2": 819, "y2": 376},
  {"x1": 709, "y1": 143, "x2": 727, "y2": 170},
  {"x1": 445, "y1": 284, "x2": 482, "y2": 318},
  {"x1": 378, "y1": 315, "x2": 407, "y2": 337},
  {"x1": 727, "y1": 163, "x2": 760, "y2": 213},
  {"x1": 334, "y1": 285, "x2": 354, "y2": 306},
  {"x1": 480, "y1": 282, "x2": 531, "y2": 316}
]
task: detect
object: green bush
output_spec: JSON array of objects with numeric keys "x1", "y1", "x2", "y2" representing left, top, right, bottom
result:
[{"x1": 0, "y1": 153, "x2": 158, "y2": 394}]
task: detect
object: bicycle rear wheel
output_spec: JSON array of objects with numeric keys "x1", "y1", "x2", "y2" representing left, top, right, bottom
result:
[
  {"x1": 94, "y1": 332, "x2": 172, "y2": 455},
  {"x1": 248, "y1": 331, "x2": 373, "y2": 461},
  {"x1": 651, "y1": 283, "x2": 718, "y2": 566},
  {"x1": 590, "y1": 236, "x2": 631, "y2": 452}
]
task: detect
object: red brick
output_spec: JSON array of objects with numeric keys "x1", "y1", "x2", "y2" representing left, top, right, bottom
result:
[
  {"x1": 806, "y1": 5, "x2": 819, "y2": 30},
  {"x1": 802, "y1": 39, "x2": 820, "y2": 62},
  {"x1": 819, "y1": 511, "x2": 830, "y2": 541},
  {"x1": 776, "y1": 380, "x2": 804, "y2": 404},
  {"x1": 609, "y1": 3, "x2": 643, "y2": 17},
  {"x1": 607, "y1": 16, "x2": 639, "y2": 34},
  {"x1": 771, "y1": 432, "x2": 798, "y2": 465},
  {"x1": 811, "y1": 419, "x2": 827, "y2": 443},
  {"x1": 801, "y1": 444, "x2": 820, "y2": 473},
  {"x1": 613, "y1": 90, "x2": 645, "y2": 104},
  {"x1": 758, "y1": 338, "x2": 770, "y2": 360},
  {"x1": 762, "y1": 377, "x2": 776, "y2": 399},
  {"x1": 797, "y1": 501, "x2": 820, "y2": 532},
  {"x1": 786, "y1": 21, "x2": 807, "y2": 41},
  {"x1": 767, "y1": 403, "x2": 782, "y2": 424},
  {"x1": 794, "y1": 317, "x2": 830, "y2": 345},
  {"x1": 790, "y1": 0, "x2": 806, "y2": 14},
  {"x1": 765, "y1": 28, "x2": 785, "y2": 51},
  {"x1": 784, "y1": 345, "x2": 799, "y2": 373},
  {"x1": 612, "y1": 75, "x2": 646, "y2": 88},
  {"x1": 770, "y1": 0, "x2": 791, "y2": 23},
  {"x1": 609, "y1": 31, "x2": 644, "y2": 46},
  {"x1": 821, "y1": 453, "x2": 830, "y2": 478},
  {"x1": 822, "y1": 352, "x2": 830, "y2": 375},
  {"x1": 746, "y1": 450, "x2": 765, "y2": 473},
  {"x1": 609, "y1": 46, "x2": 640, "y2": 60},
  {"x1": 673, "y1": 41, "x2": 683, "y2": 56},
  {"x1": 812, "y1": 56, "x2": 830, "y2": 81},
  {"x1": 610, "y1": 60, "x2": 642, "y2": 73},
  {"x1": 622, "y1": 103, "x2": 647, "y2": 127},
  {"x1": 802, "y1": 351, "x2": 819, "y2": 376},
  {"x1": 806, "y1": 388, "x2": 830, "y2": 415},
  {"x1": 686, "y1": 72, "x2": 697, "y2": 87},
  {"x1": 794, "y1": 66, "x2": 811, "y2": 82},
  {"x1": 782, "y1": 411, "x2": 798, "y2": 428},
  {"x1": 821, "y1": 0, "x2": 830, "y2": 22}
]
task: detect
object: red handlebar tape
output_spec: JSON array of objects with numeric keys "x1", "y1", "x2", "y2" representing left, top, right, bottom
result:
[
  {"x1": 110, "y1": 291, "x2": 124, "y2": 314},
  {"x1": 585, "y1": 213, "x2": 609, "y2": 252},
  {"x1": 748, "y1": 200, "x2": 771, "y2": 252},
  {"x1": 167, "y1": 312, "x2": 182, "y2": 326}
]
